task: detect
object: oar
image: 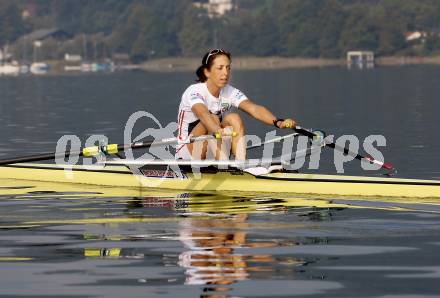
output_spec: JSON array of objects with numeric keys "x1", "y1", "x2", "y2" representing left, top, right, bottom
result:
[
  {"x1": 246, "y1": 132, "x2": 299, "y2": 150},
  {"x1": 0, "y1": 133, "x2": 236, "y2": 166},
  {"x1": 288, "y1": 124, "x2": 396, "y2": 173}
]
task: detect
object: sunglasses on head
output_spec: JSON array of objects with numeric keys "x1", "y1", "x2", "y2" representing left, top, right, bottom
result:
[{"x1": 205, "y1": 49, "x2": 226, "y2": 65}]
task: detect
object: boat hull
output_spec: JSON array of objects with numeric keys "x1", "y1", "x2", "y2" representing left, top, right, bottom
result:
[{"x1": 1, "y1": 163, "x2": 440, "y2": 198}]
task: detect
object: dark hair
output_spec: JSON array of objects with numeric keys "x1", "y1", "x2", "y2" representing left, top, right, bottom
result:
[{"x1": 195, "y1": 49, "x2": 231, "y2": 82}]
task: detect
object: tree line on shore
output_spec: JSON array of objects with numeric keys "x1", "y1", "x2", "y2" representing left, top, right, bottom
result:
[{"x1": 1, "y1": 0, "x2": 440, "y2": 62}]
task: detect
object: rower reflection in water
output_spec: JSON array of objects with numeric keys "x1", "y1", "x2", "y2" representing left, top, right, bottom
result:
[
  {"x1": 177, "y1": 214, "x2": 252, "y2": 286},
  {"x1": 171, "y1": 194, "x2": 327, "y2": 294},
  {"x1": 176, "y1": 49, "x2": 296, "y2": 161},
  {"x1": 176, "y1": 213, "x2": 307, "y2": 295}
]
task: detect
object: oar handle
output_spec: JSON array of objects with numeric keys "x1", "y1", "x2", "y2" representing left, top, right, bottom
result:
[{"x1": 214, "y1": 131, "x2": 238, "y2": 139}]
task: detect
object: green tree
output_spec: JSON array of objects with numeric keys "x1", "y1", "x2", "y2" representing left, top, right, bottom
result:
[
  {"x1": 52, "y1": 0, "x2": 88, "y2": 33},
  {"x1": 146, "y1": 0, "x2": 188, "y2": 57},
  {"x1": 107, "y1": 3, "x2": 154, "y2": 61},
  {"x1": 317, "y1": 0, "x2": 346, "y2": 58},
  {"x1": 178, "y1": 6, "x2": 211, "y2": 57},
  {"x1": 52, "y1": 0, "x2": 132, "y2": 34},
  {"x1": 217, "y1": 12, "x2": 256, "y2": 56},
  {"x1": 252, "y1": 8, "x2": 280, "y2": 56},
  {"x1": 7, "y1": 0, "x2": 440, "y2": 61},
  {"x1": 424, "y1": 32, "x2": 440, "y2": 54},
  {"x1": 276, "y1": 0, "x2": 323, "y2": 57},
  {"x1": 339, "y1": 5, "x2": 379, "y2": 53},
  {"x1": 0, "y1": 1, "x2": 28, "y2": 45}
]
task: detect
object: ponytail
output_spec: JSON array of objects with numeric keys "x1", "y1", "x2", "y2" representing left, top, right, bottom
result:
[{"x1": 195, "y1": 65, "x2": 207, "y2": 82}]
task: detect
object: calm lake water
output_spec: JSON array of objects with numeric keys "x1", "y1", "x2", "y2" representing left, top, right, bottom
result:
[{"x1": 1, "y1": 66, "x2": 440, "y2": 297}]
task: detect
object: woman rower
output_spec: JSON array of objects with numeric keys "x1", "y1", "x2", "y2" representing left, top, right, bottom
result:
[{"x1": 176, "y1": 49, "x2": 295, "y2": 160}]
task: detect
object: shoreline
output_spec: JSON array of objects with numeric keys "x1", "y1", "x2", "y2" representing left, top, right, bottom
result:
[
  {"x1": 139, "y1": 55, "x2": 440, "y2": 71},
  {"x1": 139, "y1": 57, "x2": 344, "y2": 71},
  {"x1": 4, "y1": 55, "x2": 440, "y2": 77}
]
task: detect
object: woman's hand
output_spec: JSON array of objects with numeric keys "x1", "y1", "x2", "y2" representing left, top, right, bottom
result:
[
  {"x1": 276, "y1": 119, "x2": 296, "y2": 129},
  {"x1": 215, "y1": 126, "x2": 236, "y2": 139}
]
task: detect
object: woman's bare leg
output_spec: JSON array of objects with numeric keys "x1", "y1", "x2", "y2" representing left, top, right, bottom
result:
[
  {"x1": 222, "y1": 113, "x2": 246, "y2": 160},
  {"x1": 187, "y1": 114, "x2": 221, "y2": 159}
]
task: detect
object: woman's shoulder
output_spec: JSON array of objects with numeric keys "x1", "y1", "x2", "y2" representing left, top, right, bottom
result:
[
  {"x1": 222, "y1": 84, "x2": 237, "y2": 92},
  {"x1": 181, "y1": 82, "x2": 207, "y2": 102},
  {"x1": 184, "y1": 82, "x2": 205, "y2": 93},
  {"x1": 222, "y1": 84, "x2": 246, "y2": 98}
]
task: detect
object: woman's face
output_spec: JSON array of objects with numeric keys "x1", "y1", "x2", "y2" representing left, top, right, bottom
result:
[{"x1": 205, "y1": 54, "x2": 231, "y2": 88}]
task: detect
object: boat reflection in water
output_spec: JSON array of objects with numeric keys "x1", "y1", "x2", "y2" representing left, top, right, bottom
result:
[{"x1": 82, "y1": 192, "x2": 339, "y2": 296}]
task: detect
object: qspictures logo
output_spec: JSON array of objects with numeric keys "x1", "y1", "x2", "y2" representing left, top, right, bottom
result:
[{"x1": 55, "y1": 111, "x2": 389, "y2": 184}]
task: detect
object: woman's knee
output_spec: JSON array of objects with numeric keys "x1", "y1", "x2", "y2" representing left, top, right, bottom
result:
[
  {"x1": 210, "y1": 113, "x2": 221, "y2": 125},
  {"x1": 224, "y1": 112, "x2": 242, "y2": 123},
  {"x1": 223, "y1": 113, "x2": 245, "y2": 133}
]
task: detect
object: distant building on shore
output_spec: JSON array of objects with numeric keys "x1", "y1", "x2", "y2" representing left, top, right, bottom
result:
[
  {"x1": 64, "y1": 54, "x2": 82, "y2": 62},
  {"x1": 18, "y1": 28, "x2": 72, "y2": 44},
  {"x1": 347, "y1": 51, "x2": 375, "y2": 69},
  {"x1": 405, "y1": 31, "x2": 426, "y2": 42},
  {"x1": 193, "y1": 0, "x2": 234, "y2": 18},
  {"x1": 12, "y1": 28, "x2": 73, "y2": 63}
]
